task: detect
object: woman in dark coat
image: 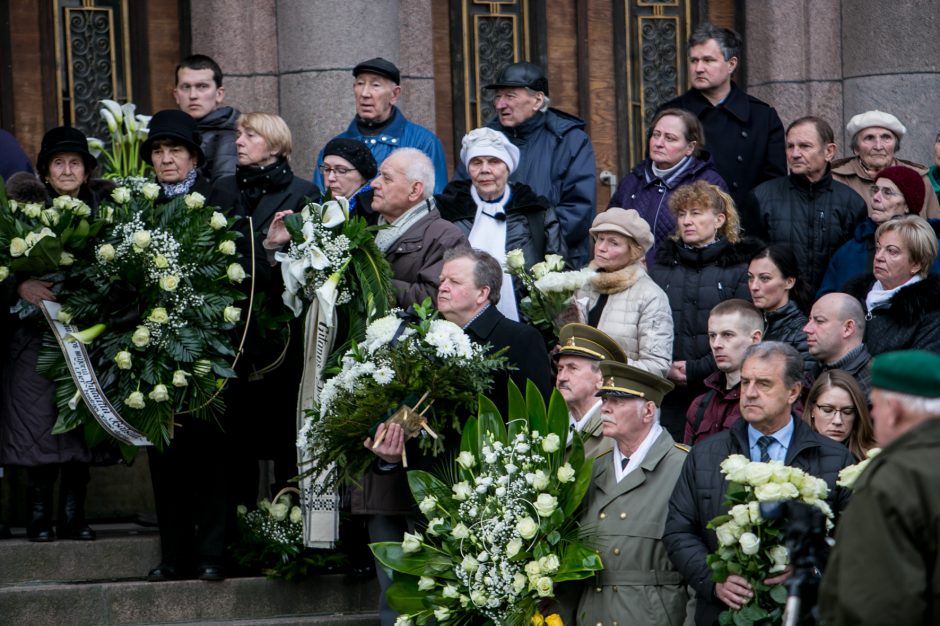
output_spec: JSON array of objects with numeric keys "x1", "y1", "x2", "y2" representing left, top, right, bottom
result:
[
  {"x1": 649, "y1": 181, "x2": 758, "y2": 440},
  {"x1": 142, "y1": 110, "x2": 239, "y2": 582},
  {"x1": 214, "y1": 112, "x2": 320, "y2": 530},
  {"x1": 844, "y1": 214, "x2": 940, "y2": 356},
  {"x1": 318, "y1": 137, "x2": 376, "y2": 218},
  {"x1": 0, "y1": 127, "x2": 101, "y2": 543},
  {"x1": 436, "y1": 127, "x2": 566, "y2": 321},
  {"x1": 608, "y1": 108, "x2": 728, "y2": 265},
  {"x1": 747, "y1": 244, "x2": 815, "y2": 382}
]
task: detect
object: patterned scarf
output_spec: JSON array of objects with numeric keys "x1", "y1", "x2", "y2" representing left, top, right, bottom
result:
[
  {"x1": 375, "y1": 198, "x2": 433, "y2": 253},
  {"x1": 159, "y1": 169, "x2": 198, "y2": 199}
]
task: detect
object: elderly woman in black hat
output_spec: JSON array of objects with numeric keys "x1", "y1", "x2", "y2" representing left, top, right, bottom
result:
[
  {"x1": 0, "y1": 127, "x2": 101, "y2": 543},
  {"x1": 141, "y1": 110, "x2": 237, "y2": 582},
  {"x1": 319, "y1": 137, "x2": 376, "y2": 216}
]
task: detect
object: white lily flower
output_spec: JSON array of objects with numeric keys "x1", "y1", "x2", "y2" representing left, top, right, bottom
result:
[
  {"x1": 100, "y1": 108, "x2": 118, "y2": 135},
  {"x1": 100, "y1": 99, "x2": 124, "y2": 125},
  {"x1": 320, "y1": 199, "x2": 347, "y2": 228}
]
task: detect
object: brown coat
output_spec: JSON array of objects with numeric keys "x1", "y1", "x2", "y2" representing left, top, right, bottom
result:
[
  {"x1": 385, "y1": 205, "x2": 467, "y2": 308},
  {"x1": 831, "y1": 156, "x2": 940, "y2": 218}
]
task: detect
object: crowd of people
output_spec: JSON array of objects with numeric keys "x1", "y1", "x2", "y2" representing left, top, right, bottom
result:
[{"x1": 1, "y1": 19, "x2": 940, "y2": 626}]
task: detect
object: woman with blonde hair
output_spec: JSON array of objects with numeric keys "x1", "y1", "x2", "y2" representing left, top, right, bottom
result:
[
  {"x1": 804, "y1": 370, "x2": 875, "y2": 459},
  {"x1": 649, "y1": 181, "x2": 759, "y2": 439}
]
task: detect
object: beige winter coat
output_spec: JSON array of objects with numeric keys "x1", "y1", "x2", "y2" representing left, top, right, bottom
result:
[{"x1": 577, "y1": 263, "x2": 673, "y2": 377}]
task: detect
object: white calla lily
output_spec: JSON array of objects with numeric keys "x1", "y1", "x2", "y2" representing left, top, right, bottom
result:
[
  {"x1": 320, "y1": 200, "x2": 348, "y2": 228},
  {"x1": 100, "y1": 99, "x2": 123, "y2": 125}
]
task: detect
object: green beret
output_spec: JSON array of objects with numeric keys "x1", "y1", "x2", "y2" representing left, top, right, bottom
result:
[
  {"x1": 555, "y1": 323, "x2": 627, "y2": 363},
  {"x1": 871, "y1": 350, "x2": 940, "y2": 398},
  {"x1": 596, "y1": 360, "x2": 674, "y2": 406}
]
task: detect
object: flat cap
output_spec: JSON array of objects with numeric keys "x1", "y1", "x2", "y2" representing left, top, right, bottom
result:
[
  {"x1": 353, "y1": 57, "x2": 400, "y2": 85},
  {"x1": 596, "y1": 361, "x2": 674, "y2": 407},
  {"x1": 590, "y1": 207, "x2": 654, "y2": 252},
  {"x1": 484, "y1": 62, "x2": 549, "y2": 96},
  {"x1": 846, "y1": 110, "x2": 906, "y2": 140},
  {"x1": 555, "y1": 323, "x2": 627, "y2": 363},
  {"x1": 871, "y1": 350, "x2": 940, "y2": 398}
]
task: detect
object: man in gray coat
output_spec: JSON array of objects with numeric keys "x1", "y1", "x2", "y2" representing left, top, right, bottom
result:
[{"x1": 569, "y1": 360, "x2": 690, "y2": 625}]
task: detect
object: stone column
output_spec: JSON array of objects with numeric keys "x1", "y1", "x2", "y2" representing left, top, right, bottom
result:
[
  {"x1": 743, "y1": 0, "x2": 844, "y2": 146},
  {"x1": 840, "y1": 0, "x2": 940, "y2": 165},
  {"x1": 277, "y1": 0, "x2": 401, "y2": 180}
]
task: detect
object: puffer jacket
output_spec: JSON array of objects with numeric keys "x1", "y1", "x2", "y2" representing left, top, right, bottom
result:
[
  {"x1": 743, "y1": 169, "x2": 867, "y2": 295},
  {"x1": 456, "y1": 108, "x2": 597, "y2": 268},
  {"x1": 818, "y1": 218, "x2": 940, "y2": 296},
  {"x1": 663, "y1": 416, "x2": 854, "y2": 626},
  {"x1": 196, "y1": 105, "x2": 240, "y2": 183},
  {"x1": 609, "y1": 152, "x2": 728, "y2": 265},
  {"x1": 649, "y1": 237, "x2": 758, "y2": 385},
  {"x1": 763, "y1": 301, "x2": 815, "y2": 381},
  {"x1": 435, "y1": 179, "x2": 567, "y2": 269},
  {"x1": 577, "y1": 263, "x2": 673, "y2": 377},
  {"x1": 844, "y1": 273, "x2": 940, "y2": 356}
]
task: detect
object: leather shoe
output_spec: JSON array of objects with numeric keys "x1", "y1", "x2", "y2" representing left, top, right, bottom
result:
[
  {"x1": 27, "y1": 525, "x2": 55, "y2": 543},
  {"x1": 59, "y1": 523, "x2": 96, "y2": 541},
  {"x1": 197, "y1": 564, "x2": 225, "y2": 581},
  {"x1": 147, "y1": 563, "x2": 184, "y2": 582}
]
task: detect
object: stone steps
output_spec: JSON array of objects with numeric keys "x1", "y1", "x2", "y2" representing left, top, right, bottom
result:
[{"x1": 0, "y1": 524, "x2": 379, "y2": 625}]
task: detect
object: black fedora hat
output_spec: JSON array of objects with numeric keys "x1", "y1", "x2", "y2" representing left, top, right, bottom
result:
[
  {"x1": 484, "y1": 62, "x2": 549, "y2": 96},
  {"x1": 36, "y1": 126, "x2": 98, "y2": 178},
  {"x1": 141, "y1": 109, "x2": 205, "y2": 166}
]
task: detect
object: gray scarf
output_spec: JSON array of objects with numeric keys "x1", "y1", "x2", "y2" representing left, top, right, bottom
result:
[{"x1": 375, "y1": 198, "x2": 434, "y2": 253}]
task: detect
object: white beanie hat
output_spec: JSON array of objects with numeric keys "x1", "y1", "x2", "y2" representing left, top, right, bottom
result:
[
  {"x1": 845, "y1": 110, "x2": 906, "y2": 140},
  {"x1": 459, "y1": 127, "x2": 520, "y2": 173}
]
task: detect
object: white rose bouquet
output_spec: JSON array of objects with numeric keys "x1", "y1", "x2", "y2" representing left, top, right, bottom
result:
[
  {"x1": 836, "y1": 447, "x2": 881, "y2": 489},
  {"x1": 232, "y1": 488, "x2": 346, "y2": 580},
  {"x1": 505, "y1": 250, "x2": 595, "y2": 347},
  {"x1": 36, "y1": 180, "x2": 246, "y2": 456},
  {"x1": 297, "y1": 299, "x2": 507, "y2": 492},
  {"x1": 371, "y1": 384, "x2": 602, "y2": 625},
  {"x1": 0, "y1": 179, "x2": 103, "y2": 299},
  {"x1": 706, "y1": 454, "x2": 834, "y2": 626}
]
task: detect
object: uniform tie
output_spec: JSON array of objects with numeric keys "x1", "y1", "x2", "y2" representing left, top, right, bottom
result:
[
  {"x1": 757, "y1": 436, "x2": 775, "y2": 462},
  {"x1": 620, "y1": 457, "x2": 630, "y2": 471}
]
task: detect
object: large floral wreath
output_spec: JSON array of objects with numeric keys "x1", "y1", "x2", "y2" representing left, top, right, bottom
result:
[{"x1": 38, "y1": 177, "x2": 247, "y2": 456}]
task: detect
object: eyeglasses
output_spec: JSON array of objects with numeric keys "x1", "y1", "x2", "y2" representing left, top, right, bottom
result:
[
  {"x1": 319, "y1": 164, "x2": 355, "y2": 177},
  {"x1": 814, "y1": 404, "x2": 856, "y2": 419},
  {"x1": 869, "y1": 185, "x2": 900, "y2": 198}
]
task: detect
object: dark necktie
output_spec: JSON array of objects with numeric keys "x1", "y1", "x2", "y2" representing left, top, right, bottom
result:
[
  {"x1": 757, "y1": 436, "x2": 775, "y2": 462},
  {"x1": 620, "y1": 457, "x2": 630, "y2": 471}
]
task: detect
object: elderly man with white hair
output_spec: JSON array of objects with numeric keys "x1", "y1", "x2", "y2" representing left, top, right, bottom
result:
[
  {"x1": 436, "y1": 127, "x2": 566, "y2": 320},
  {"x1": 832, "y1": 110, "x2": 940, "y2": 218},
  {"x1": 370, "y1": 147, "x2": 467, "y2": 307},
  {"x1": 562, "y1": 359, "x2": 690, "y2": 625}
]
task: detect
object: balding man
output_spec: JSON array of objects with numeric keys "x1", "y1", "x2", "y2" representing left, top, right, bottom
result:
[
  {"x1": 831, "y1": 110, "x2": 940, "y2": 218},
  {"x1": 371, "y1": 148, "x2": 467, "y2": 307},
  {"x1": 819, "y1": 350, "x2": 940, "y2": 625},
  {"x1": 804, "y1": 293, "x2": 872, "y2": 396}
]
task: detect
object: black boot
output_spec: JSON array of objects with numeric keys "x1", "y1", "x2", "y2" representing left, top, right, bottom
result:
[
  {"x1": 26, "y1": 466, "x2": 56, "y2": 542},
  {"x1": 58, "y1": 464, "x2": 95, "y2": 540}
]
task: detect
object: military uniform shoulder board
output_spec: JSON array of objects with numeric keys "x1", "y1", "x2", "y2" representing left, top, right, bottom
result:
[
  {"x1": 596, "y1": 448, "x2": 614, "y2": 458},
  {"x1": 674, "y1": 443, "x2": 690, "y2": 453}
]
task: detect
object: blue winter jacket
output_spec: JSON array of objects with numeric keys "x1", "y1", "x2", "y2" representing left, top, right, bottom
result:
[
  {"x1": 454, "y1": 108, "x2": 597, "y2": 268},
  {"x1": 313, "y1": 106, "x2": 448, "y2": 194}
]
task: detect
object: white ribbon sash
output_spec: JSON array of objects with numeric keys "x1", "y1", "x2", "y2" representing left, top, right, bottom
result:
[
  {"x1": 297, "y1": 290, "x2": 340, "y2": 548},
  {"x1": 40, "y1": 300, "x2": 153, "y2": 447}
]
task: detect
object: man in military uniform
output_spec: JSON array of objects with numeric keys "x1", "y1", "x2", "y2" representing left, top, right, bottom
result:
[
  {"x1": 555, "y1": 323, "x2": 626, "y2": 459},
  {"x1": 571, "y1": 361, "x2": 690, "y2": 625},
  {"x1": 819, "y1": 350, "x2": 940, "y2": 626}
]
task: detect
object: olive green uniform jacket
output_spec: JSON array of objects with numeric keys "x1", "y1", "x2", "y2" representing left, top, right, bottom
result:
[
  {"x1": 575, "y1": 429, "x2": 690, "y2": 626},
  {"x1": 819, "y1": 418, "x2": 940, "y2": 626}
]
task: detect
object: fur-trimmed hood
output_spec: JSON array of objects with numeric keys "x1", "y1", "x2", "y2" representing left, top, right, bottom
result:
[{"x1": 588, "y1": 262, "x2": 647, "y2": 294}]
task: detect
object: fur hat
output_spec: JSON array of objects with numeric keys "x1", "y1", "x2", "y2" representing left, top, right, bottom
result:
[
  {"x1": 877, "y1": 165, "x2": 925, "y2": 212},
  {"x1": 590, "y1": 208, "x2": 654, "y2": 252},
  {"x1": 5, "y1": 171, "x2": 48, "y2": 203}
]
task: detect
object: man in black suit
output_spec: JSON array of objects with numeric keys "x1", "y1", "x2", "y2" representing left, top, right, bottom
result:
[{"x1": 436, "y1": 246, "x2": 553, "y2": 404}]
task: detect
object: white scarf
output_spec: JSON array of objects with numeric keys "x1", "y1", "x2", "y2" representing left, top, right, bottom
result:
[
  {"x1": 613, "y1": 422, "x2": 662, "y2": 483},
  {"x1": 865, "y1": 274, "x2": 922, "y2": 313},
  {"x1": 375, "y1": 199, "x2": 433, "y2": 253},
  {"x1": 469, "y1": 186, "x2": 518, "y2": 320}
]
